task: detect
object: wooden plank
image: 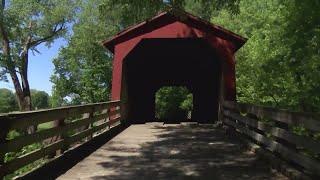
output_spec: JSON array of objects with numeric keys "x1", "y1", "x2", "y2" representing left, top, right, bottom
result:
[
  {"x1": 223, "y1": 101, "x2": 320, "y2": 132},
  {"x1": 108, "y1": 109, "x2": 120, "y2": 117},
  {"x1": 109, "y1": 116, "x2": 121, "y2": 128},
  {"x1": 92, "y1": 110, "x2": 120, "y2": 124},
  {"x1": 0, "y1": 101, "x2": 120, "y2": 131},
  {"x1": 270, "y1": 127, "x2": 320, "y2": 154},
  {"x1": 0, "y1": 140, "x2": 64, "y2": 177},
  {"x1": 223, "y1": 101, "x2": 237, "y2": 110},
  {"x1": 92, "y1": 108, "x2": 120, "y2": 122},
  {"x1": 64, "y1": 120, "x2": 115, "y2": 147},
  {"x1": 90, "y1": 118, "x2": 121, "y2": 137},
  {"x1": 223, "y1": 118, "x2": 320, "y2": 176},
  {"x1": 92, "y1": 101, "x2": 120, "y2": 112},
  {"x1": 224, "y1": 110, "x2": 271, "y2": 132},
  {"x1": 93, "y1": 122, "x2": 109, "y2": 134},
  {"x1": 65, "y1": 128, "x2": 94, "y2": 146},
  {"x1": 0, "y1": 117, "x2": 91, "y2": 154},
  {"x1": 92, "y1": 113, "x2": 109, "y2": 122},
  {"x1": 224, "y1": 110, "x2": 320, "y2": 154},
  {"x1": 109, "y1": 116, "x2": 121, "y2": 126}
]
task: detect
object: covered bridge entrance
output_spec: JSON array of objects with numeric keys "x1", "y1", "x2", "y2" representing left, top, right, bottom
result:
[{"x1": 103, "y1": 9, "x2": 246, "y2": 124}]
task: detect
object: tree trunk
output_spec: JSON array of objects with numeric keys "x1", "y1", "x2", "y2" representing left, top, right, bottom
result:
[
  {"x1": 20, "y1": 50, "x2": 35, "y2": 134},
  {"x1": 20, "y1": 51, "x2": 32, "y2": 110}
]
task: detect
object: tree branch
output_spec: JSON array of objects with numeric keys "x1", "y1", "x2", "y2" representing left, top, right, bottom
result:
[
  {"x1": 29, "y1": 23, "x2": 66, "y2": 48},
  {"x1": 20, "y1": 21, "x2": 33, "y2": 57}
]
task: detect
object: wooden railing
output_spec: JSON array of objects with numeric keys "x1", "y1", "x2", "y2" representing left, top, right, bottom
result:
[
  {"x1": 222, "y1": 101, "x2": 320, "y2": 177},
  {"x1": 0, "y1": 100, "x2": 121, "y2": 178}
]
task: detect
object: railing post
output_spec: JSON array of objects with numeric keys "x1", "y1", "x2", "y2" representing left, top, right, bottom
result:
[
  {"x1": 218, "y1": 73, "x2": 225, "y2": 124},
  {"x1": 218, "y1": 100, "x2": 225, "y2": 127},
  {"x1": 89, "y1": 107, "x2": 95, "y2": 139},
  {"x1": 52, "y1": 118, "x2": 66, "y2": 156},
  {"x1": 120, "y1": 101, "x2": 128, "y2": 125},
  {"x1": 102, "y1": 108, "x2": 110, "y2": 129},
  {"x1": 223, "y1": 101, "x2": 237, "y2": 137}
]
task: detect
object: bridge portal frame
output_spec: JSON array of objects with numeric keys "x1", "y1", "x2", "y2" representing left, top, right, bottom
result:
[{"x1": 103, "y1": 8, "x2": 246, "y2": 123}]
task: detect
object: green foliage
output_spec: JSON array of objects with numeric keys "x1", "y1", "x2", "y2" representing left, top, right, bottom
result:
[
  {"x1": 155, "y1": 86, "x2": 192, "y2": 120},
  {"x1": 292, "y1": 125, "x2": 309, "y2": 137},
  {"x1": 180, "y1": 93, "x2": 193, "y2": 112},
  {"x1": 6, "y1": 130, "x2": 20, "y2": 140},
  {"x1": 4, "y1": 142, "x2": 47, "y2": 180},
  {"x1": 100, "y1": 0, "x2": 165, "y2": 27},
  {"x1": 31, "y1": 90, "x2": 50, "y2": 110},
  {"x1": 0, "y1": 88, "x2": 51, "y2": 113},
  {"x1": 51, "y1": 0, "x2": 115, "y2": 106},
  {"x1": 100, "y1": 0, "x2": 240, "y2": 29},
  {"x1": 213, "y1": 0, "x2": 320, "y2": 112},
  {"x1": 0, "y1": 88, "x2": 18, "y2": 113},
  {"x1": 3, "y1": 121, "x2": 54, "y2": 179}
]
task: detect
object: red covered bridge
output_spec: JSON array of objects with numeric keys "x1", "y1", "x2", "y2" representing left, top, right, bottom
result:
[
  {"x1": 103, "y1": 9, "x2": 246, "y2": 124},
  {"x1": 1, "y1": 9, "x2": 319, "y2": 180}
]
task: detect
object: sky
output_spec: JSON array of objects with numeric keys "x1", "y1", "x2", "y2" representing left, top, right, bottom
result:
[{"x1": 0, "y1": 38, "x2": 67, "y2": 95}]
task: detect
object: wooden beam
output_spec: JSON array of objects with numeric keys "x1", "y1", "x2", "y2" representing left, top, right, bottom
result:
[
  {"x1": 224, "y1": 110, "x2": 320, "y2": 154},
  {"x1": 223, "y1": 118, "x2": 320, "y2": 176},
  {"x1": 223, "y1": 101, "x2": 320, "y2": 132},
  {"x1": 0, "y1": 101, "x2": 120, "y2": 131}
]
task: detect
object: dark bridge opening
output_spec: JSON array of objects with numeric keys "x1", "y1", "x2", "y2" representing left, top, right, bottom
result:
[{"x1": 123, "y1": 38, "x2": 221, "y2": 124}]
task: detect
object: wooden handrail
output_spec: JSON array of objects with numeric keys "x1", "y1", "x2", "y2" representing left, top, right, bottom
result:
[
  {"x1": 0, "y1": 100, "x2": 120, "y2": 130},
  {"x1": 0, "y1": 100, "x2": 121, "y2": 178},
  {"x1": 222, "y1": 101, "x2": 320, "y2": 177},
  {"x1": 223, "y1": 101, "x2": 320, "y2": 131}
]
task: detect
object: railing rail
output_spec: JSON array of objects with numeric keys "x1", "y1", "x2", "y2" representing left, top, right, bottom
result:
[
  {"x1": 222, "y1": 101, "x2": 320, "y2": 177},
  {"x1": 0, "y1": 100, "x2": 121, "y2": 178}
]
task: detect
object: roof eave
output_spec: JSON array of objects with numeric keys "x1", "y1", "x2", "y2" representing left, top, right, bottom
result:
[{"x1": 102, "y1": 9, "x2": 247, "y2": 54}]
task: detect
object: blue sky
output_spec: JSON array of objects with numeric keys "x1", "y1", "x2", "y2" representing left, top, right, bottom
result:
[{"x1": 0, "y1": 38, "x2": 67, "y2": 95}]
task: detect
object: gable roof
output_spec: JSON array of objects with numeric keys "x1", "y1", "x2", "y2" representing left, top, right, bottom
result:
[{"x1": 102, "y1": 8, "x2": 247, "y2": 53}]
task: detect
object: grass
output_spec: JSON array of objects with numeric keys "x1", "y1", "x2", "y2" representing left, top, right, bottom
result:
[{"x1": 38, "y1": 122, "x2": 54, "y2": 131}]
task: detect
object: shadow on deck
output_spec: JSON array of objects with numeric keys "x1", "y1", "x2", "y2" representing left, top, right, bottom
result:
[{"x1": 51, "y1": 123, "x2": 286, "y2": 180}]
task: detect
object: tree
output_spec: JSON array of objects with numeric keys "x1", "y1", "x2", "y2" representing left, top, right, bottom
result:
[
  {"x1": 213, "y1": 0, "x2": 320, "y2": 112},
  {"x1": 31, "y1": 90, "x2": 50, "y2": 110},
  {"x1": 0, "y1": 88, "x2": 18, "y2": 113},
  {"x1": 51, "y1": 0, "x2": 116, "y2": 105},
  {"x1": 0, "y1": 0, "x2": 78, "y2": 111},
  {"x1": 102, "y1": 0, "x2": 240, "y2": 26}
]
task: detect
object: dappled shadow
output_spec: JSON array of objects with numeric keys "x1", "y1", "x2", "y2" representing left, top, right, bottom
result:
[
  {"x1": 58, "y1": 123, "x2": 286, "y2": 180},
  {"x1": 19, "y1": 124, "x2": 129, "y2": 180}
]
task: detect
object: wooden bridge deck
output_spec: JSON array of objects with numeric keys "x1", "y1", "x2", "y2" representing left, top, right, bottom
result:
[{"x1": 57, "y1": 123, "x2": 287, "y2": 180}]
